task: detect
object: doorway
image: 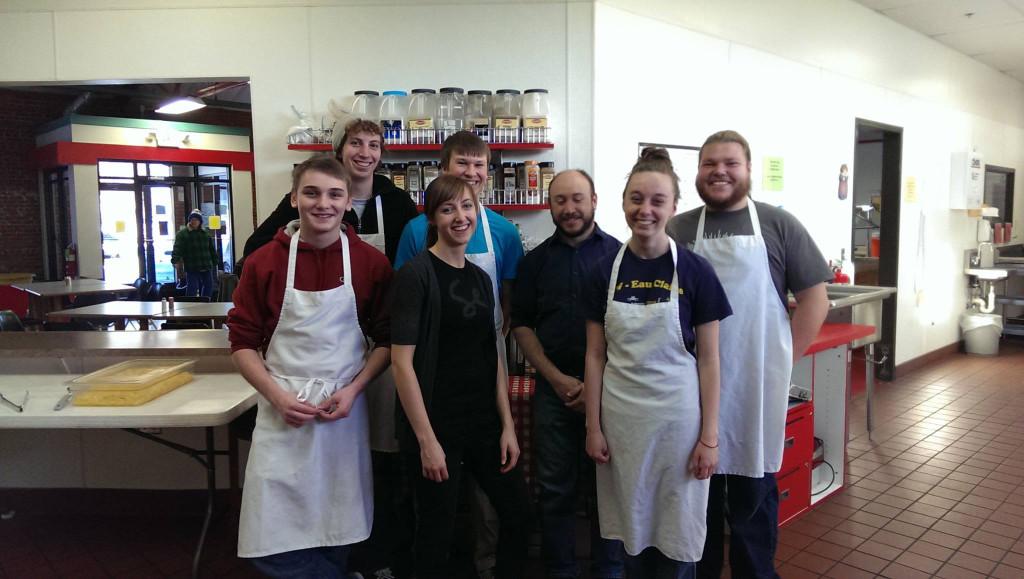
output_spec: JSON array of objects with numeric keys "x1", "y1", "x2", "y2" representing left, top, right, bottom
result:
[
  {"x1": 98, "y1": 160, "x2": 234, "y2": 285},
  {"x1": 852, "y1": 119, "x2": 902, "y2": 380}
]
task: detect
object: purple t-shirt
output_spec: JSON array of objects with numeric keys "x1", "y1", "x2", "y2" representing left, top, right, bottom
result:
[{"x1": 585, "y1": 244, "x2": 732, "y2": 356}]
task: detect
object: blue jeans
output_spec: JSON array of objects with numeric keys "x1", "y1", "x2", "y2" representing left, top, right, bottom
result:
[
  {"x1": 250, "y1": 545, "x2": 351, "y2": 578},
  {"x1": 534, "y1": 377, "x2": 624, "y2": 578},
  {"x1": 185, "y1": 269, "x2": 215, "y2": 299},
  {"x1": 625, "y1": 547, "x2": 695, "y2": 579},
  {"x1": 697, "y1": 473, "x2": 780, "y2": 579}
]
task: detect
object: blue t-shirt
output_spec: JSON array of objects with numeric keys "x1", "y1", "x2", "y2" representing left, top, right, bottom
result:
[
  {"x1": 393, "y1": 207, "x2": 524, "y2": 283},
  {"x1": 585, "y1": 244, "x2": 733, "y2": 356}
]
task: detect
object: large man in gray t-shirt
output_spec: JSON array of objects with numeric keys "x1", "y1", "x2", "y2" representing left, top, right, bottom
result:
[{"x1": 667, "y1": 130, "x2": 830, "y2": 579}]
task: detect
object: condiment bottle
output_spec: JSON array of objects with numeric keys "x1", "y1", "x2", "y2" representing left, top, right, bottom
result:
[
  {"x1": 540, "y1": 162, "x2": 555, "y2": 203},
  {"x1": 378, "y1": 90, "x2": 408, "y2": 144},
  {"x1": 438, "y1": 87, "x2": 466, "y2": 141}
]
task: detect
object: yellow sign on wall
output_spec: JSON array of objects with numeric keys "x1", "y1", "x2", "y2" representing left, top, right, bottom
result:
[
  {"x1": 208, "y1": 215, "x2": 221, "y2": 230},
  {"x1": 115, "y1": 220, "x2": 126, "y2": 233},
  {"x1": 904, "y1": 176, "x2": 918, "y2": 203},
  {"x1": 762, "y1": 157, "x2": 784, "y2": 192}
]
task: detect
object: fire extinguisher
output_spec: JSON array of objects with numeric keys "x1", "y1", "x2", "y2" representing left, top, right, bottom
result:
[{"x1": 64, "y1": 244, "x2": 78, "y2": 279}]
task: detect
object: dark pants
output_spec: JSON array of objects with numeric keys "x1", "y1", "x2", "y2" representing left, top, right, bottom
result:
[
  {"x1": 625, "y1": 547, "x2": 695, "y2": 579},
  {"x1": 405, "y1": 434, "x2": 532, "y2": 579},
  {"x1": 250, "y1": 545, "x2": 351, "y2": 578},
  {"x1": 534, "y1": 377, "x2": 624, "y2": 578},
  {"x1": 351, "y1": 451, "x2": 414, "y2": 576},
  {"x1": 185, "y1": 269, "x2": 215, "y2": 299},
  {"x1": 697, "y1": 473, "x2": 780, "y2": 579}
]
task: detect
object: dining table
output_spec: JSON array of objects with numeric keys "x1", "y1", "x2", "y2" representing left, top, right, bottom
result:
[{"x1": 11, "y1": 279, "x2": 136, "y2": 320}]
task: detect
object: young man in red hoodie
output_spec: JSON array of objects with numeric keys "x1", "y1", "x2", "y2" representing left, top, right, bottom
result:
[{"x1": 229, "y1": 155, "x2": 393, "y2": 577}]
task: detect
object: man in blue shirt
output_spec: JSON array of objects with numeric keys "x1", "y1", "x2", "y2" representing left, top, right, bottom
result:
[
  {"x1": 394, "y1": 131, "x2": 524, "y2": 334},
  {"x1": 511, "y1": 169, "x2": 624, "y2": 579}
]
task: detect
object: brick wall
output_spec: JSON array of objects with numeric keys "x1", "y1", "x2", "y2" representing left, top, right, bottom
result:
[{"x1": 0, "y1": 87, "x2": 252, "y2": 278}]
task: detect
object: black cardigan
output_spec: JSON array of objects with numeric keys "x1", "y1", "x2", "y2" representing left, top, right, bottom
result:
[
  {"x1": 238, "y1": 174, "x2": 416, "y2": 270},
  {"x1": 390, "y1": 251, "x2": 498, "y2": 451}
]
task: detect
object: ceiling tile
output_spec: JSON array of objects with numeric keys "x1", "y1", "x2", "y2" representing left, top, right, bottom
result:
[
  {"x1": 1008, "y1": 69, "x2": 1024, "y2": 83},
  {"x1": 1006, "y1": 0, "x2": 1024, "y2": 12},
  {"x1": 881, "y1": 0, "x2": 1023, "y2": 35},
  {"x1": 936, "y1": 21, "x2": 1024, "y2": 54}
]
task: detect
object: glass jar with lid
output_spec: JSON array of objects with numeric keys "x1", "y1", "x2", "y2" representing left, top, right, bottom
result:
[
  {"x1": 407, "y1": 89, "x2": 438, "y2": 144},
  {"x1": 466, "y1": 90, "x2": 493, "y2": 142},
  {"x1": 493, "y1": 89, "x2": 521, "y2": 143},
  {"x1": 438, "y1": 87, "x2": 465, "y2": 141}
]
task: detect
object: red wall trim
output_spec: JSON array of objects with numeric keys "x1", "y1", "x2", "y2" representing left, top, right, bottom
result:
[{"x1": 34, "y1": 141, "x2": 254, "y2": 171}]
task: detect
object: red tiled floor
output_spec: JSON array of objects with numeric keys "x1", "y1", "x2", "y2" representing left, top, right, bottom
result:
[{"x1": 778, "y1": 339, "x2": 1024, "y2": 578}]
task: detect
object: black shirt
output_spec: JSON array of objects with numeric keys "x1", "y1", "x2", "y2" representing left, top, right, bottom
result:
[
  {"x1": 429, "y1": 252, "x2": 499, "y2": 444},
  {"x1": 510, "y1": 225, "x2": 621, "y2": 377},
  {"x1": 238, "y1": 174, "x2": 417, "y2": 270}
]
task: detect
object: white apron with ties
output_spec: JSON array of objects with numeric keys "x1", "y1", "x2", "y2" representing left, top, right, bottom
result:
[
  {"x1": 596, "y1": 242, "x2": 708, "y2": 562},
  {"x1": 693, "y1": 201, "x2": 792, "y2": 477},
  {"x1": 465, "y1": 206, "x2": 507, "y2": 366},
  {"x1": 358, "y1": 195, "x2": 400, "y2": 452},
  {"x1": 238, "y1": 230, "x2": 373, "y2": 558}
]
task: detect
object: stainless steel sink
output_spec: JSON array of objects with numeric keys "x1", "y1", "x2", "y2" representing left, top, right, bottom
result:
[{"x1": 823, "y1": 284, "x2": 896, "y2": 348}]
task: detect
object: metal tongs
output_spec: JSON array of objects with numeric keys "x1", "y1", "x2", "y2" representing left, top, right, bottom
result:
[
  {"x1": 0, "y1": 390, "x2": 29, "y2": 413},
  {"x1": 54, "y1": 388, "x2": 73, "y2": 411}
]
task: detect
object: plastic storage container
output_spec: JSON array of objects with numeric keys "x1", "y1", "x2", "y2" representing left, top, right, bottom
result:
[
  {"x1": 493, "y1": 89, "x2": 521, "y2": 143},
  {"x1": 351, "y1": 90, "x2": 379, "y2": 121},
  {"x1": 69, "y1": 359, "x2": 196, "y2": 406},
  {"x1": 960, "y1": 312, "x2": 1002, "y2": 356},
  {"x1": 466, "y1": 90, "x2": 493, "y2": 141},
  {"x1": 521, "y1": 88, "x2": 550, "y2": 143},
  {"x1": 438, "y1": 87, "x2": 465, "y2": 140},
  {"x1": 407, "y1": 89, "x2": 438, "y2": 144},
  {"x1": 379, "y1": 91, "x2": 408, "y2": 144}
]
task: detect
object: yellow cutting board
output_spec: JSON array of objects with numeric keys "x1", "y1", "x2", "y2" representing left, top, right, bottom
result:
[{"x1": 73, "y1": 372, "x2": 193, "y2": 406}]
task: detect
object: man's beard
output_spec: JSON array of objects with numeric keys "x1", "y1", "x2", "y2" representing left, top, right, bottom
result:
[{"x1": 697, "y1": 177, "x2": 751, "y2": 211}]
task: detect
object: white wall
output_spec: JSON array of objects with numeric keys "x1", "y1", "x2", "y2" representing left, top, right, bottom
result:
[
  {"x1": 0, "y1": 0, "x2": 592, "y2": 247},
  {"x1": 592, "y1": 1, "x2": 1024, "y2": 367}
]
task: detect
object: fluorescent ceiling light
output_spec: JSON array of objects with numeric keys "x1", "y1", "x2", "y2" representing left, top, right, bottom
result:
[{"x1": 155, "y1": 96, "x2": 206, "y2": 115}]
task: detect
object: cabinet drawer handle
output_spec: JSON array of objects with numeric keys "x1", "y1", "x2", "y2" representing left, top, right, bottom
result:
[
  {"x1": 780, "y1": 488, "x2": 791, "y2": 501},
  {"x1": 784, "y1": 436, "x2": 796, "y2": 449}
]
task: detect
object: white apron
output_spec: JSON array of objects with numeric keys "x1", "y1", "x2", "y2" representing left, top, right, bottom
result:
[
  {"x1": 238, "y1": 230, "x2": 373, "y2": 558},
  {"x1": 693, "y1": 201, "x2": 792, "y2": 477},
  {"x1": 358, "y1": 196, "x2": 399, "y2": 453},
  {"x1": 465, "y1": 206, "x2": 507, "y2": 366},
  {"x1": 596, "y1": 242, "x2": 708, "y2": 562}
]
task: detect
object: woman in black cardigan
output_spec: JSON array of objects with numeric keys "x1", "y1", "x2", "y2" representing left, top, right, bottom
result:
[{"x1": 390, "y1": 175, "x2": 530, "y2": 579}]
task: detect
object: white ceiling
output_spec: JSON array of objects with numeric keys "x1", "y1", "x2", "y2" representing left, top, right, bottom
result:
[{"x1": 853, "y1": 0, "x2": 1024, "y2": 83}]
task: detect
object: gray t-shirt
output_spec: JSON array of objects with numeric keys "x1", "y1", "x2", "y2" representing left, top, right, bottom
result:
[{"x1": 666, "y1": 201, "x2": 832, "y2": 308}]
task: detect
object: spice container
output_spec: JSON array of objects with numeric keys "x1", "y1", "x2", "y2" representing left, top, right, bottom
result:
[
  {"x1": 466, "y1": 90, "x2": 493, "y2": 142},
  {"x1": 487, "y1": 165, "x2": 496, "y2": 201},
  {"x1": 422, "y1": 162, "x2": 440, "y2": 190},
  {"x1": 493, "y1": 89, "x2": 521, "y2": 144},
  {"x1": 379, "y1": 91, "x2": 408, "y2": 144},
  {"x1": 522, "y1": 89, "x2": 550, "y2": 143},
  {"x1": 502, "y1": 162, "x2": 517, "y2": 204},
  {"x1": 391, "y1": 163, "x2": 407, "y2": 190},
  {"x1": 407, "y1": 89, "x2": 438, "y2": 144},
  {"x1": 540, "y1": 161, "x2": 555, "y2": 202},
  {"x1": 406, "y1": 162, "x2": 423, "y2": 197},
  {"x1": 438, "y1": 87, "x2": 465, "y2": 141}
]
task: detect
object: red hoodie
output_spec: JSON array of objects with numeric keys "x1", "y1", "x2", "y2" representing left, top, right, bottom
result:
[{"x1": 228, "y1": 223, "x2": 392, "y2": 353}]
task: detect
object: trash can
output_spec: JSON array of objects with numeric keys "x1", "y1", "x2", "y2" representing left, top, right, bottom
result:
[{"x1": 960, "y1": 312, "x2": 1003, "y2": 356}]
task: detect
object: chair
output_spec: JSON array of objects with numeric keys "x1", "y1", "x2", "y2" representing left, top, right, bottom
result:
[
  {"x1": 218, "y1": 274, "x2": 239, "y2": 303},
  {"x1": 0, "y1": 310, "x2": 25, "y2": 331},
  {"x1": 160, "y1": 321, "x2": 212, "y2": 330}
]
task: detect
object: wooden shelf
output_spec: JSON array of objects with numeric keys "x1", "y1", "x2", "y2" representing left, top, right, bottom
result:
[{"x1": 287, "y1": 142, "x2": 554, "y2": 152}]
